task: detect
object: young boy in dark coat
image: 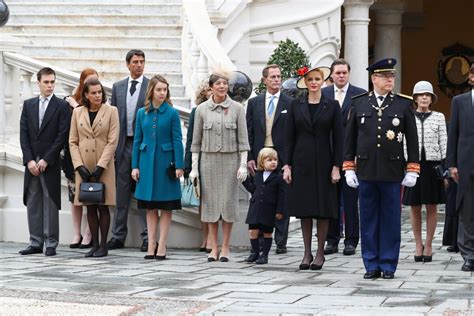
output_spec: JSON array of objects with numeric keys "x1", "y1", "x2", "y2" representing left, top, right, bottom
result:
[{"x1": 243, "y1": 148, "x2": 287, "y2": 264}]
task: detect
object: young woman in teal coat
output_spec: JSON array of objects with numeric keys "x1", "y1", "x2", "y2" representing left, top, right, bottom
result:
[{"x1": 131, "y1": 75, "x2": 184, "y2": 260}]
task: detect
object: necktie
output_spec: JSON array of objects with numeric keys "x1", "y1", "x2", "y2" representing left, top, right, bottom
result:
[
  {"x1": 377, "y1": 95, "x2": 384, "y2": 105},
  {"x1": 39, "y1": 97, "x2": 47, "y2": 126},
  {"x1": 130, "y1": 80, "x2": 138, "y2": 96},
  {"x1": 267, "y1": 96, "x2": 275, "y2": 117},
  {"x1": 336, "y1": 89, "x2": 344, "y2": 106}
]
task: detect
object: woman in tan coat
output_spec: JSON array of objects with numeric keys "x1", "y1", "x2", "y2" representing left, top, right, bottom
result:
[{"x1": 69, "y1": 78, "x2": 119, "y2": 258}]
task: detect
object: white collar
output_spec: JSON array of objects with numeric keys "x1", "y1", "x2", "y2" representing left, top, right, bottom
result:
[
  {"x1": 128, "y1": 75, "x2": 144, "y2": 84},
  {"x1": 265, "y1": 90, "x2": 281, "y2": 99},
  {"x1": 334, "y1": 83, "x2": 349, "y2": 93}
]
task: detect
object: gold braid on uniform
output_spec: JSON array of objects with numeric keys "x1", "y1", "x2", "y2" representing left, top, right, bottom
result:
[
  {"x1": 406, "y1": 163, "x2": 420, "y2": 174},
  {"x1": 343, "y1": 161, "x2": 356, "y2": 171}
]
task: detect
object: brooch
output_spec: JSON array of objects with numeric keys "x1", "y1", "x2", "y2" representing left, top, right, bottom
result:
[
  {"x1": 392, "y1": 117, "x2": 400, "y2": 127},
  {"x1": 386, "y1": 130, "x2": 395, "y2": 140},
  {"x1": 397, "y1": 132, "x2": 403, "y2": 143}
]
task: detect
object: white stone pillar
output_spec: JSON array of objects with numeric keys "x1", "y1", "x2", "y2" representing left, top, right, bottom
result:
[
  {"x1": 343, "y1": 0, "x2": 374, "y2": 90},
  {"x1": 372, "y1": 3, "x2": 405, "y2": 92}
]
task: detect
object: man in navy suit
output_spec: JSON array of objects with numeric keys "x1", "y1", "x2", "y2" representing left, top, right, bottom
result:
[
  {"x1": 322, "y1": 59, "x2": 366, "y2": 256},
  {"x1": 447, "y1": 63, "x2": 474, "y2": 271},
  {"x1": 19, "y1": 67, "x2": 71, "y2": 256},
  {"x1": 246, "y1": 64, "x2": 293, "y2": 254},
  {"x1": 108, "y1": 49, "x2": 150, "y2": 251}
]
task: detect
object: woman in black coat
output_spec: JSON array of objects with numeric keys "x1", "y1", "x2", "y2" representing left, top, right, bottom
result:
[{"x1": 283, "y1": 66, "x2": 343, "y2": 270}]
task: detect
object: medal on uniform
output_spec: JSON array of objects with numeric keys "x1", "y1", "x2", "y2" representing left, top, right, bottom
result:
[
  {"x1": 386, "y1": 130, "x2": 395, "y2": 140},
  {"x1": 392, "y1": 117, "x2": 400, "y2": 127},
  {"x1": 361, "y1": 116, "x2": 365, "y2": 124},
  {"x1": 397, "y1": 132, "x2": 403, "y2": 143}
]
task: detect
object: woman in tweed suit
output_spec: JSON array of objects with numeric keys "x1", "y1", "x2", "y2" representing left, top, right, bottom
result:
[
  {"x1": 403, "y1": 81, "x2": 447, "y2": 263},
  {"x1": 190, "y1": 70, "x2": 250, "y2": 262}
]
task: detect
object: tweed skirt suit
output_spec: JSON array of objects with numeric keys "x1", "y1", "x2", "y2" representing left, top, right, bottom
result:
[{"x1": 191, "y1": 96, "x2": 250, "y2": 222}]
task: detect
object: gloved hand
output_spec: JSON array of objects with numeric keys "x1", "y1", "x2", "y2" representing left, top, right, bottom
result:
[
  {"x1": 345, "y1": 170, "x2": 359, "y2": 188},
  {"x1": 189, "y1": 153, "x2": 199, "y2": 183},
  {"x1": 76, "y1": 166, "x2": 91, "y2": 181},
  {"x1": 91, "y1": 166, "x2": 104, "y2": 180},
  {"x1": 401, "y1": 171, "x2": 418, "y2": 187},
  {"x1": 237, "y1": 151, "x2": 248, "y2": 182}
]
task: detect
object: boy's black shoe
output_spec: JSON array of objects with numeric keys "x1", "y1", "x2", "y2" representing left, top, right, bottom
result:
[
  {"x1": 255, "y1": 254, "x2": 268, "y2": 264},
  {"x1": 244, "y1": 253, "x2": 259, "y2": 263},
  {"x1": 275, "y1": 245, "x2": 287, "y2": 254}
]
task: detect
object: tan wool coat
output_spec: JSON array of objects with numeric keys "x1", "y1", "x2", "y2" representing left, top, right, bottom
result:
[{"x1": 69, "y1": 104, "x2": 119, "y2": 205}]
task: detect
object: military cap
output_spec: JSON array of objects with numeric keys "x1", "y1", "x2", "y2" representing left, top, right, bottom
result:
[{"x1": 367, "y1": 58, "x2": 397, "y2": 74}]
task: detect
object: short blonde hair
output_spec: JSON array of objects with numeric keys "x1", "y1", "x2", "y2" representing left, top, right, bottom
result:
[{"x1": 257, "y1": 148, "x2": 278, "y2": 171}]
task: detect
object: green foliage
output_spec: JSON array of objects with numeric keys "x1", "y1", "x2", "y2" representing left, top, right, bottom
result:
[{"x1": 254, "y1": 38, "x2": 311, "y2": 94}]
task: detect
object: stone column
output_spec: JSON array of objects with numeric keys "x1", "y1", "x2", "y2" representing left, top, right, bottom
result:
[
  {"x1": 372, "y1": 3, "x2": 405, "y2": 91},
  {"x1": 343, "y1": 0, "x2": 374, "y2": 90}
]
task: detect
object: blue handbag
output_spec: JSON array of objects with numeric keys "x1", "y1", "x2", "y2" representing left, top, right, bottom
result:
[{"x1": 181, "y1": 178, "x2": 200, "y2": 207}]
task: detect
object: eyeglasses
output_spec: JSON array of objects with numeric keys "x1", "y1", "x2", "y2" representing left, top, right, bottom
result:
[{"x1": 374, "y1": 73, "x2": 396, "y2": 79}]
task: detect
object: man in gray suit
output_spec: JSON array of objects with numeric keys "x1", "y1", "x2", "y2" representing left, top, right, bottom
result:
[
  {"x1": 108, "y1": 49, "x2": 149, "y2": 251},
  {"x1": 447, "y1": 63, "x2": 474, "y2": 271}
]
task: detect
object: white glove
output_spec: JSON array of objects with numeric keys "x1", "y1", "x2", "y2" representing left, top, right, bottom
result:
[
  {"x1": 237, "y1": 151, "x2": 248, "y2": 182},
  {"x1": 345, "y1": 170, "x2": 359, "y2": 188},
  {"x1": 189, "y1": 153, "x2": 199, "y2": 183},
  {"x1": 401, "y1": 171, "x2": 419, "y2": 187}
]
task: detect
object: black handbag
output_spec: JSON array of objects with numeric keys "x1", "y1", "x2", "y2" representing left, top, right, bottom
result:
[
  {"x1": 79, "y1": 182, "x2": 105, "y2": 204},
  {"x1": 167, "y1": 162, "x2": 176, "y2": 179}
]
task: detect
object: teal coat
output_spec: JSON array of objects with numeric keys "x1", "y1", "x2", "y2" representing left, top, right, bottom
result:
[{"x1": 132, "y1": 103, "x2": 184, "y2": 202}]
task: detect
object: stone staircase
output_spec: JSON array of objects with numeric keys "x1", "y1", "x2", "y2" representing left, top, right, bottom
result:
[{"x1": 3, "y1": 0, "x2": 189, "y2": 107}]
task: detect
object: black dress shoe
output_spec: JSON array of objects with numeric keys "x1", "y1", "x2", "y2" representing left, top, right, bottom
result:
[
  {"x1": 199, "y1": 247, "x2": 207, "y2": 252},
  {"x1": 382, "y1": 271, "x2": 395, "y2": 279},
  {"x1": 244, "y1": 252, "x2": 259, "y2": 263},
  {"x1": 255, "y1": 254, "x2": 268, "y2": 264},
  {"x1": 461, "y1": 259, "x2": 474, "y2": 271},
  {"x1": 363, "y1": 270, "x2": 381, "y2": 279},
  {"x1": 78, "y1": 241, "x2": 93, "y2": 249},
  {"x1": 69, "y1": 235, "x2": 83, "y2": 249},
  {"x1": 19, "y1": 246, "x2": 42, "y2": 255},
  {"x1": 310, "y1": 256, "x2": 325, "y2": 270},
  {"x1": 85, "y1": 247, "x2": 98, "y2": 258},
  {"x1": 144, "y1": 243, "x2": 158, "y2": 260},
  {"x1": 447, "y1": 245, "x2": 459, "y2": 253},
  {"x1": 299, "y1": 255, "x2": 313, "y2": 270},
  {"x1": 107, "y1": 239, "x2": 124, "y2": 250},
  {"x1": 45, "y1": 247, "x2": 57, "y2": 256},
  {"x1": 343, "y1": 245, "x2": 356, "y2": 256},
  {"x1": 423, "y1": 254, "x2": 433, "y2": 262},
  {"x1": 275, "y1": 245, "x2": 287, "y2": 254},
  {"x1": 140, "y1": 240, "x2": 148, "y2": 252},
  {"x1": 92, "y1": 247, "x2": 108, "y2": 258},
  {"x1": 324, "y1": 244, "x2": 338, "y2": 255},
  {"x1": 414, "y1": 254, "x2": 423, "y2": 262}
]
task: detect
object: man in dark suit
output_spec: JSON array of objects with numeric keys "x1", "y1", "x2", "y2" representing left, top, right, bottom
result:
[
  {"x1": 108, "y1": 49, "x2": 149, "y2": 251},
  {"x1": 446, "y1": 63, "x2": 474, "y2": 271},
  {"x1": 343, "y1": 58, "x2": 419, "y2": 279},
  {"x1": 246, "y1": 64, "x2": 293, "y2": 254},
  {"x1": 322, "y1": 59, "x2": 366, "y2": 256},
  {"x1": 19, "y1": 67, "x2": 71, "y2": 256}
]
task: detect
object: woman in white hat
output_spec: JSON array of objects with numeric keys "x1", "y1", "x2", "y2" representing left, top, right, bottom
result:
[
  {"x1": 282, "y1": 66, "x2": 343, "y2": 270},
  {"x1": 402, "y1": 80, "x2": 447, "y2": 263}
]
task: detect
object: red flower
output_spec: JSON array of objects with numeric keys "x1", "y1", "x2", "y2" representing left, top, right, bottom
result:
[{"x1": 297, "y1": 66, "x2": 309, "y2": 76}]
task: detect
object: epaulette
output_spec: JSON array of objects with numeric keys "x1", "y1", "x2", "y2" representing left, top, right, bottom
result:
[
  {"x1": 351, "y1": 92, "x2": 368, "y2": 99},
  {"x1": 396, "y1": 93, "x2": 413, "y2": 100}
]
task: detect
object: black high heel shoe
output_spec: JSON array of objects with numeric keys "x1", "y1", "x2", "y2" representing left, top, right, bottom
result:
[
  {"x1": 414, "y1": 245, "x2": 424, "y2": 262},
  {"x1": 156, "y1": 246, "x2": 167, "y2": 260},
  {"x1": 422, "y1": 247, "x2": 433, "y2": 262},
  {"x1": 69, "y1": 235, "x2": 83, "y2": 249},
  {"x1": 299, "y1": 255, "x2": 313, "y2": 270},
  {"x1": 310, "y1": 255, "x2": 325, "y2": 270},
  {"x1": 144, "y1": 243, "x2": 158, "y2": 260},
  {"x1": 79, "y1": 240, "x2": 93, "y2": 249}
]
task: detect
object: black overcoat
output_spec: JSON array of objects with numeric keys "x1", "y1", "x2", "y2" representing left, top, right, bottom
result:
[
  {"x1": 283, "y1": 94, "x2": 343, "y2": 219},
  {"x1": 20, "y1": 95, "x2": 71, "y2": 208},
  {"x1": 243, "y1": 170, "x2": 287, "y2": 227}
]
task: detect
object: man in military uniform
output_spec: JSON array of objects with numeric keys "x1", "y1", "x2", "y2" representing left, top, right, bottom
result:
[{"x1": 343, "y1": 58, "x2": 420, "y2": 279}]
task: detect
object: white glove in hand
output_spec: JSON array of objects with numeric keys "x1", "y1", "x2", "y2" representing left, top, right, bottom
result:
[
  {"x1": 189, "y1": 153, "x2": 199, "y2": 183},
  {"x1": 401, "y1": 171, "x2": 418, "y2": 187},
  {"x1": 345, "y1": 170, "x2": 359, "y2": 188},
  {"x1": 237, "y1": 151, "x2": 248, "y2": 182}
]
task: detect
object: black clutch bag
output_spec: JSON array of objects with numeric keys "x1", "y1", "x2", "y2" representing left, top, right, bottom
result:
[
  {"x1": 79, "y1": 182, "x2": 105, "y2": 204},
  {"x1": 434, "y1": 164, "x2": 445, "y2": 180},
  {"x1": 167, "y1": 162, "x2": 176, "y2": 179}
]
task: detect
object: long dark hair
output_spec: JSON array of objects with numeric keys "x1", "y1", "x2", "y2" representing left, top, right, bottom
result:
[{"x1": 81, "y1": 78, "x2": 107, "y2": 108}]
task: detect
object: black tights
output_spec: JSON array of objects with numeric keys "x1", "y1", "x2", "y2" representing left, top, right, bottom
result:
[
  {"x1": 87, "y1": 205, "x2": 110, "y2": 250},
  {"x1": 300, "y1": 218, "x2": 328, "y2": 265}
]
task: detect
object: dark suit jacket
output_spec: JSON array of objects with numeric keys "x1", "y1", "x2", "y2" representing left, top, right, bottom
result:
[
  {"x1": 246, "y1": 92, "x2": 293, "y2": 163},
  {"x1": 184, "y1": 107, "x2": 197, "y2": 173},
  {"x1": 242, "y1": 170, "x2": 287, "y2": 227},
  {"x1": 111, "y1": 76, "x2": 149, "y2": 166},
  {"x1": 446, "y1": 90, "x2": 474, "y2": 211},
  {"x1": 322, "y1": 84, "x2": 366, "y2": 127},
  {"x1": 20, "y1": 95, "x2": 71, "y2": 207}
]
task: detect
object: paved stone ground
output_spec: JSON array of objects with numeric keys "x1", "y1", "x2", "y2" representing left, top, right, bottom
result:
[{"x1": 1, "y1": 209, "x2": 473, "y2": 315}]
